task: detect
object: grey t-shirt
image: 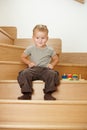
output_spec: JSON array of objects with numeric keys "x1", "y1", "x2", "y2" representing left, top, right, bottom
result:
[{"x1": 24, "y1": 45, "x2": 56, "y2": 67}]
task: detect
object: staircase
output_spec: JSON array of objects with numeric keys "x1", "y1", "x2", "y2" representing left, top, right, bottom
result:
[
  {"x1": 0, "y1": 26, "x2": 87, "y2": 130},
  {"x1": 0, "y1": 100, "x2": 87, "y2": 130}
]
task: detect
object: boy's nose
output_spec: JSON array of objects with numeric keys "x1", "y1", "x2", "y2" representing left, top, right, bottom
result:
[{"x1": 39, "y1": 39, "x2": 42, "y2": 42}]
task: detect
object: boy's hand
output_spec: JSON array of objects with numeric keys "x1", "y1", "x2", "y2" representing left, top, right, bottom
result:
[
  {"x1": 28, "y1": 62, "x2": 36, "y2": 68},
  {"x1": 47, "y1": 64, "x2": 54, "y2": 69}
]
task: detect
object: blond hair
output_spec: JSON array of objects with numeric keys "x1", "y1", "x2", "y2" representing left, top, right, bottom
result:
[{"x1": 33, "y1": 24, "x2": 49, "y2": 35}]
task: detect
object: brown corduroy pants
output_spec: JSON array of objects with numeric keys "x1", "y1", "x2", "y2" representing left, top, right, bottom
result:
[{"x1": 17, "y1": 66, "x2": 60, "y2": 94}]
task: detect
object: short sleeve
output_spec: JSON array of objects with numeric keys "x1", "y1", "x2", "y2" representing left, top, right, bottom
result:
[
  {"x1": 24, "y1": 45, "x2": 33, "y2": 56},
  {"x1": 48, "y1": 46, "x2": 56, "y2": 57}
]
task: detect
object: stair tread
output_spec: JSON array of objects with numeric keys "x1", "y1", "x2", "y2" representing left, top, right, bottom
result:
[
  {"x1": 0, "y1": 43, "x2": 25, "y2": 49},
  {"x1": 0, "y1": 122, "x2": 87, "y2": 129},
  {"x1": 0, "y1": 79, "x2": 87, "y2": 83},
  {"x1": 0, "y1": 99, "x2": 87, "y2": 104}
]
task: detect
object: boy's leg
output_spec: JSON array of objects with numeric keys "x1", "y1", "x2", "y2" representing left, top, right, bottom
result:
[
  {"x1": 40, "y1": 68, "x2": 59, "y2": 100},
  {"x1": 17, "y1": 67, "x2": 40, "y2": 100},
  {"x1": 17, "y1": 69, "x2": 33, "y2": 100}
]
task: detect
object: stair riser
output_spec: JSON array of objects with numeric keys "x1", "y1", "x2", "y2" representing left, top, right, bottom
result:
[
  {"x1": 0, "y1": 102, "x2": 87, "y2": 123},
  {"x1": 55, "y1": 65, "x2": 87, "y2": 80},
  {"x1": 0, "y1": 63, "x2": 26, "y2": 80},
  {"x1": 0, "y1": 81, "x2": 87, "y2": 100},
  {"x1": 14, "y1": 38, "x2": 62, "y2": 55},
  {"x1": 0, "y1": 63, "x2": 87, "y2": 80},
  {"x1": 0, "y1": 44, "x2": 24, "y2": 61}
]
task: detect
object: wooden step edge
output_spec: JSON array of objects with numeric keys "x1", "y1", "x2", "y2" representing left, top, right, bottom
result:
[
  {"x1": 58, "y1": 63, "x2": 87, "y2": 67},
  {"x1": 0, "y1": 79, "x2": 87, "y2": 84},
  {"x1": 0, "y1": 43, "x2": 25, "y2": 49},
  {"x1": 0, "y1": 99, "x2": 87, "y2": 105},
  {"x1": 0, "y1": 61, "x2": 24, "y2": 65},
  {"x1": 0, "y1": 80, "x2": 43, "y2": 83},
  {"x1": 61, "y1": 79, "x2": 87, "y2": 83},
  {"x1": 0, "y1": 122, "x2": 87, "y2": 129},
  {"x1": 0, "y1": 28, "x2": 14, "y2": 41}
]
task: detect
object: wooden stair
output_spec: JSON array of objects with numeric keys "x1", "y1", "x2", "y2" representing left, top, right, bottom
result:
[
  {"x1": 0, "y1": 61, "x2": 26, "y2": 80},
  {"x1": 0, "y1": 122, "x2": 87, "y2": 130},
  {"x1": 0, "y1": 79, "x2": 87, "y2": 130},
  {"x1": 55, "y1": 63, "x2": 87, "y2": 80},
  {"x1": 0, "y1": 61, "x2": 87, "y2": 80},
  {"x1": 0, "y1": 80, "x2": 87, "y2": 100},
  {"x1": 0, "y1": 100, "x2": 87, "y2": 130},
  {"x1": 0, "y1": 43, "x2": 25, "y2": 61}
]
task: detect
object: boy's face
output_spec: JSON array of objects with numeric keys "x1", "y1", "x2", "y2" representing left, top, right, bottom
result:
[{"x1": 33, "y1": 30, "x2": 48, "y2": 48}]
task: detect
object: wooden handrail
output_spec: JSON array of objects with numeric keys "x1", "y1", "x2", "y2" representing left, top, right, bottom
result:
[{"x1": 0, "y1": 28, "x2": 14, "y2": 40}]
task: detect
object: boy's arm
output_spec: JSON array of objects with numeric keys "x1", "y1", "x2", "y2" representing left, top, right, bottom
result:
[
  {"x1": 21, "y1": 53, "x2": 36, "y2": 67},
  {"x1": 47, "y1": 54, "x2": 59, "y2": 69}
]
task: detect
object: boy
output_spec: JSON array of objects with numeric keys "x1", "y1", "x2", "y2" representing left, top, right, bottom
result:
[{"x1": 17, "y1": 24, "x2": 60, "y2": 100}]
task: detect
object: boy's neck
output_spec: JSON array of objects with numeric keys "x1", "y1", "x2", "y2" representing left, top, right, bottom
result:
[{"x1": 35, "y1": 44, "x2": 47, "y2": 49}]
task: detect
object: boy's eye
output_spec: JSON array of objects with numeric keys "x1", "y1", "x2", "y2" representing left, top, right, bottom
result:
[
  {"x1": 42, "y1": 37, "x2": 44, "y2": 39},
  {"x1": 36, "y1": 37, "x2": 39, "y2": 39},
  {"x1": 36, "y1": 37, "x2": 45, "y2": 39}
]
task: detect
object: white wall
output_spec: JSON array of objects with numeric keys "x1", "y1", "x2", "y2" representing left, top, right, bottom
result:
[{"x1": 0, "y1": 0, "x2": 87, "y2": 52}]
